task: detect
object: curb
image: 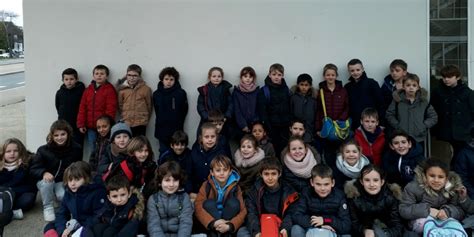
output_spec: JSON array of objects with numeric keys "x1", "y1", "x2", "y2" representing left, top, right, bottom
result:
[{"x1": 0, "y1": 86, "x2": 25, "y2": 106}]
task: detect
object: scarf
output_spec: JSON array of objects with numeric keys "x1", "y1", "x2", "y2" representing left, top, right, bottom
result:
[
  {"x1": 238, "y1": 81, "x2": 257, "y2": 93},
  {"x1": 3, "y1": 160, "x2": 20, "y2": 171},
  {"x1": 336, "y1": 154, "x2": 370, "y2": 179},
  {"x1": 111, "y1": 143, "x2": 127, "y2": 157},
  {"x1": 234, "y1": 148, "x2": 265, "y2": 168},
  {"x1": 283, "y1": 149, "x2": 317, "y2": 178},
  {"x1": 362, "y1": 126, "x2": 382, "y2": 144}
]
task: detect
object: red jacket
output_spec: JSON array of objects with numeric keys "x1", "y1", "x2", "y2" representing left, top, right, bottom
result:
[
  {"x1": 77, "y1": 81, "x2": 117, "y2": 129},
  {"x1": 315, "y1": 80, "x2": 349, "y2": 131},
  {"x1": 354, "y1": 127, "x2": 385, "y2": 166}
]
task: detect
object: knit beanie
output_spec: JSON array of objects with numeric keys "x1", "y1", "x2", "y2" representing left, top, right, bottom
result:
[
  {"x1": 110, "y1": 122, "x2": 132, "y2": 140},
  {"x1": 297, "y1": 73, "x2": 312, "y2": 85}
]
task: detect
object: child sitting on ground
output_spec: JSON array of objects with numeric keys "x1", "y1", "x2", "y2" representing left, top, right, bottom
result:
[
  {"x1": 89, "y1": 115, "x2": 114, "y2": 175},
  {"x1": 97, "y1": 122, "x2": 132, "y2": 175},
  {"x1": 333, "y1": 139, "x2": 370, "y2": 189},
  {"x1": 233, "y1": 134, "x2": 266, "y2": 195}
]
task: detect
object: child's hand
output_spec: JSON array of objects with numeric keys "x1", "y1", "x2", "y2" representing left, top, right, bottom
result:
[
  {"x1": 437, "y1": 209, "x2": 448, "y2": 220},
  {"x1": 189, "y1": 193, "x2": 197, "y2": 203},
  {"x1": 43, "y1": 172, "x2": 54, "y2": 182},
  {"x1": 214, "y1": 219, "x2": 226, "y2": 229},
  {"x1": 255, "y1": 233, "x2": 261, "y2": 237},
  {"x1": 61, "y1": 229, "x2": 71, "y2": 237},
  {"x1": 321, "y1": 225, "x2": 335, "y2": 232},
  {"x1": 310, "y1": 216, "x2": 323, "y2": 227},
  {"x1": 429, "y1": 208, "x2": 440, "y2": 217},
  {"x1": 280, "y1": 229, "x2": 288, "y2": 237},
  {"x1": 215, "y1": 221, "x2": 230, "y2": 233},
  {"x1": 79, "y1": 127, "x2": 87, "y2": 134},
  {"x1": 457, "y1": 186, "x2": 468, "y2": 202},
  {"x1": 364, "y1": 229, "x2": 375, "y2": 237}
]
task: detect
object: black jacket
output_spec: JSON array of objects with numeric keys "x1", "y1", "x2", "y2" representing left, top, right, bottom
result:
[
  {"x1": 96, "y1": 192, "x2": 141, "y2": 229},
  {"x1": 345, "y1": 180, "x2": 403, "y2": 237},
  {"x1": 257, "y1": 77, "x2": 291, "y2": 126},
  {"x1": 454, "y1": 143, "x2": 474, "y2": 198},
  {"x1": 0, "y1": 166, "x2": 36, "y2": 196},
  {"x1": 30, "y1": 142, "x2": 83, "y2": 182},
  {"x1": 293, "y1": 187, "x2": 351, "y2": 234},
  {"x1": 55, "y1": 81, "x2": 85, "y2": 129}
]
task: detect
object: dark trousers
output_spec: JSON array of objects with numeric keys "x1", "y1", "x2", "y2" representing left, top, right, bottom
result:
[
  {"x1": 269, "y1": 124, "x2": 289, "y2": 156},
  {"x1": 0, "y1": 212, "x2": 12, "y2": 236},
  {"x1": 14, "y1": 192, "x2": 36, "y2": 211},
  {"x1": 202, "y1": 198, "x2": 241, "y2": 237},
  {"x1": 131, "y1": 125, "x2": 147, "y2": 137},
  {"x1": 322, "y1": 139, "x2": 343, "y2": 169},
  {"x1": 92, "y1": 221, "x2": 139, "y2": 237}
]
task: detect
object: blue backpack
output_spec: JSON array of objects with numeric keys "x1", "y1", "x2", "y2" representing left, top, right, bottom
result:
[{"x1": 423, "y1": 216, "x2": 467, "y2": 237}]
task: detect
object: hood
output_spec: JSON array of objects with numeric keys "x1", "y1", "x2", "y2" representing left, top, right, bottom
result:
[
  {"x1": 68, "y1": 182, "x2": 104, "y2": 195},
  {"x1": 264, "y1": 76, "x2": 288, "y2": 88},
  {"x1": 392, "y1": 88, "x2": 428, "y2": 103},
  {"x1": 290, "y1": 85, "x2": 318, "y2": 98},
  {"x1": 157, "y1": 80, "x2": 182, "y2": 92},
  {"x1": 206, "y1": 80, "x2": 232, "y2": 90},
  {"x1": 344, "y1": 179, "x2": 402, "y2": 200},
  {"x1": 60, "y1": 80, "x2": 85, "y2": 91},
  {"x1": 118, "y1": 78, "x2": 145, "y2": 91},
  {"x1": 209, "y1": 169, "x2": 240, "y2": 187},
  {"x1": 348, "y1": 71, "x2": 368, "y2": 83},
  {"x1": 414, "y1": 165, "x2": 463, "y2": 198},
  {"x1": 129, "y1": 187, "x2": 145, "y2": 220}
]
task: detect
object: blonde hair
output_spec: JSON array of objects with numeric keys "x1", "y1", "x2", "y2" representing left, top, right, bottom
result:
[{"x1": 0, "y1": 138, "x2": 31, "y2": 170}]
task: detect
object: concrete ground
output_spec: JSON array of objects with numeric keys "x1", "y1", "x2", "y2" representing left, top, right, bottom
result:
[{"x1": 1, "y1": 101, "x2": 45, "y2": 237}]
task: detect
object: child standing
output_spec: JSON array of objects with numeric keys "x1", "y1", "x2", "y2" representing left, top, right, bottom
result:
[
  {"x1": 454, "y1": 139, "x2": 474, "y2": 199},
  {"x1": 77, "y1": 64, "x2": 117, "y2": 152},
  {"x1": 251, "y1": 121, "x2": 276, "y2": 157},
  {"x1": 290, "y1": 73, "x2": 318, "y2": 142},
  {"x1": 117, "y1": 64, "x2": 152, "y2": 137},
  {"x1": 381, "y1": 59, "x2": 408, "y2": 113},
  {"x1": 333, "y1": 140, "x2": 370, "y2": 189},
  {"x1": 31, "y1": 120, "x2": 83, "y2": 222},
  {"x1": 382, "y1": 130, "x2": 425, "y2": 188},
  {"x1": 147, "y1": 161, "x2": 193, "y2": 237},
  {"x1": 197, "y1": 67, "x2": 233, "y2": 139},
  {"x1": 97, "y1": 122, "x2": 132, "y2": 175},
  {"x1": 232, "y1": 66, "x2": 260, "y2": 137},
  {"x1": 0, "y1": 138, "x2": 37, "y2": 220},
  {"x1": 386, "y1": 73, "x2": 438, "y2": 148},
  {"x1": 258, "y1": 63, "x2": 291, "y2": 155},
  {"x1": 153, "y1": 67, "x2": 188, "y2": 154},
  {"x1": 399, "y1": 159, "x2": 465, "y2": 235},
  {"x1": 345, "y1": 164, "x2": 403, "y2": 237},
  {"x1": 243, "y1": 158, "x2": 298, "y2": 237},
  {"x1": 292, "y1": 164, "x2": 351, "y2": 237},
  {"x1": 93, "y1": 175, "x2": 144, "y2": 237},
  {"x1": 55, "y1": 68, "x2": 85, "y2": 146},
  {"x1": 194, "y1": 155, "x2": 247, "y2": 236},
  {"x1": 89, "y1": 115, "x2": 114, "y2": 174},
  {"x1": 315, "y1": 64, "x2": 350, "y2": 168},
  {"x1": 344, "y1": 59, "x2": 383, "y2": 130},
  {"x1": 43, "y1": 161, "x2": 106, "y2": 237},
  {"x1": 354, "y1": 108, "x2": 385, "y2": 166},
  {"x1": 281, "y1": 136, "x2": 322, "y2": 192},
  {"x1": 431, "y1": 64, "x2": 474, "y2": 159},
  {"x1": 233, "y1": 134, "x2": 266, "y2": 195}
]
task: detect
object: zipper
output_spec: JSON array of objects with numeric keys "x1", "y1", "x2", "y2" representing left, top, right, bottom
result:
[{"x1": 54, "y1": 160, "x2": 63, "y2": 178}]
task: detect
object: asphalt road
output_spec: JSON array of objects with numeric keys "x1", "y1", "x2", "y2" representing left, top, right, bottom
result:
[{"x1": 0, "y1": 72, "x2": 25, "y2": 91}]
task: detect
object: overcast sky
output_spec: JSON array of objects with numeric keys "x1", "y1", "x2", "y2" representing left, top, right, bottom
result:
[{"x1": 1, "y1": 0, "x2": 23, "y2": 26}]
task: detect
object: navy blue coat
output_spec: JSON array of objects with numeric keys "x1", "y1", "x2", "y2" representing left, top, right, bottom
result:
[
  {"x1": 95, "y1": 193, "x2": 140, "y2": 233},
  {"x1": 55, "y1": 81, "x2": 85, "y2": 130},
  {"x1": 153, "y1": 81, "x2": 188, "y2": 144},
  {"x1": 197, "y1": 80, "x2": 233, "y2": 121},
  {"x1": 344, "y1": 72, "x2": 383, "y2": 129},
  {"x1": 232, "y1": 86, "x2": 260, "y2": 130},
  {"x1": 0, "y1": 166, "x2": 36, "y2": 196},
  {"x1": 454, "y1": 143, "x2": 474, "y2": 199},
  {"x1": 55, "y1": 182, "x2": 106, "y2": 234},
  {"x1": 257, "y1": 77, "x2": 291, "y2": 126}
]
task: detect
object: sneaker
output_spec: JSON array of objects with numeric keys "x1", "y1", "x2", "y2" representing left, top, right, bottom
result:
[
  {"x1": 12, "y1": 209, "x2": 23, "y2": 220},
  {"x1": 43, "y1": 206, "x2": 55, "y2": 222}
]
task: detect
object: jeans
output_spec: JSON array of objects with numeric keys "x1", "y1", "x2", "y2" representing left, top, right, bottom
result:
[
  {"x1": 37, "y1": 180, "x2": 65, "y2": 209},
  {"x1": 86, "y1": 129, "x2": 98, "y2": 154}
]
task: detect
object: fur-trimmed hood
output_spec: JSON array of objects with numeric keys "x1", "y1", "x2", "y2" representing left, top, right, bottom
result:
[
  {"x1": 392, "y1": 88, "x2": 428, "y2": 103},
  {"x1": 414, "y1": 165, "x2": 463, "y2": 199},
  {"x1": 290, "y1": 85, "x2": 318, "y2": 98},
  {"x1": 117, "y1": 78, "x2": 146, "y2": 91},
  {"x1": 344, "y1": 179, "x2": 402, "y2": 200},
  {"x1": 130, "y1": 187, "x2": 145, "y2": 220}
]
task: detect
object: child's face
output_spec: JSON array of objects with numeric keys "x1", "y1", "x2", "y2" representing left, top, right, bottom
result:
[
  {"x1": 442, "y1": 75, "x2": 460, "y2": 88},
  {"x1": 324, "y1": 69, "x2": 337, "y2": 84},
  {"x1": 361, "y1": 116, "x2": 379, "y2": 133},
  {"x1": 297, "y1": 81, "x2": 311, "y2": 95},
  {"x1": 261, "y1": 169, "x2": 280, "y2": 189},
  {"x1": 240, "y1": 140, "x2": 257, "y2": 159},
  {"x1": 107, "y1": 187, "x2": 131, "y2": 206},
  {"x1": 163, "y1": 74, "x2": 176, "y2": 89},
  {"x1": 310, "y1": 176, "x2": 334, "y2": 198},
  {"x1": 403, "y1": 79, "x2": 420, "y2": 97},
  {"x1": 4, "y1": 143, "x2": 19, "y2": 164},
  {"x1": 114, "y1": 133, "x2": 130, "y2": 149},
  {"x1": 209, "y1": 70, "x2": 223, "y2": 86},
  {"x1": 171, "y1": 143, "x2": 186, "y2": 155},
  {"x1": 93, "y1": 69, "x2": 108, "y2": 85},
  {"x1": 211, "y1": 120, "x2": 224, "y2": 134},
  {"x1": 211, "y1": 164, "x2": 232, "y2": 187},
  {"x1": 161, "y1": 174, "x2": 180, "y2": 195},
  {"x1": 251, "y1": 124, "x2": 266, "y2": 142},
  {"x1": 134, "y1": 145, "x2": 149, "y2": 163},
  {"x1": 390, "y1": 66, "x2": 407, "y2": 81},
  {"x1": 290, "y1": 122, "x2": 306, "y2": 137},
  {"x1": 425, "y1": 167, "x2": 447, "y2": 191},
  {"x1": 360, "y1": 170, "x2": 384, "y2": 195},
  {"x1": 53, "y1": 129, "x2": 68, "y2": 146},
  {"x1": 201, "y1": 128, "x2": 217, "y2": 151},
  {"x1": 96, "y1": 119, "x2": 111, "y2": 138},
  {"x1": 389, "y1": 136, "x2": 412, "y2": 156},
  {"x1": 63, "y1": 74, "x2": 78, "y2": 89},
  {"x1": 68, "y1": 177, "x2": 85, "y2": 193},
  {"x1": 289, "y1": 140, "x2": 307, "y2": 161},
  {"x1": 269, "y1": 70, "x2": 283, "y2": 85},
  {"x1": 241, "y1": 73, "x2": 254, "y2": 85},
  {"x1": 342, "y1": 144, "x2": 361, "y2": 166},
  {"x1": 348, "y1": 64, "x2": 364, "y2": 80},
  {"x1": 126, "y1": 70, "x2": 140, "y2": 86}
]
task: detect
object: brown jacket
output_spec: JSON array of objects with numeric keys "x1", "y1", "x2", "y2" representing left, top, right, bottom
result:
[
  {"x1": 118, "y1": 79, "x2": 152, "y2": 127},
  {"x1": 194, "y1": 173, "x2": 247, "y2": 232}
]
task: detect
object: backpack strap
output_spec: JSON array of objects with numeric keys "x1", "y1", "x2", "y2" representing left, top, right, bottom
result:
[
  {"x1": 120, "y1": 160, "x2": 134, "y2": 182},
  {"x1": 320, "y1": 89, "x2": 327, "y2": 117},
  {"x1": 263, "y1": 85, "x2": 270, "y2": 104},
  {"x1": 282, "y1": 192, "x2": 298, "y2": 216}
]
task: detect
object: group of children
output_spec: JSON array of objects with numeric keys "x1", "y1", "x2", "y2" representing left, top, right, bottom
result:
[{"x1": 0, "y1": 59, "x2": 472, "y2": 236}]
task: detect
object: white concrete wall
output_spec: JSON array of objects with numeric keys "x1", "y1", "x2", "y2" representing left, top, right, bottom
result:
[{"x1": 24, "y1": 0, "x2": 429, "y2": 153}]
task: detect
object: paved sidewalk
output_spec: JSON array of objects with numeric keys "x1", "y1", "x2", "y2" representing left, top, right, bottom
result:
[{"x1": 0, "y1": 63, "x2": 24, "y2": 75}]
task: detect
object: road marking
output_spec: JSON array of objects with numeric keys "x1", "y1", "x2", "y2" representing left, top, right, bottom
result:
[
  {"x1": 16, "y1": 82, "x2": 25, "y2": 85},
  {"x1": 0, "y1": 86, "x2": 5, "y2": 88}
]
